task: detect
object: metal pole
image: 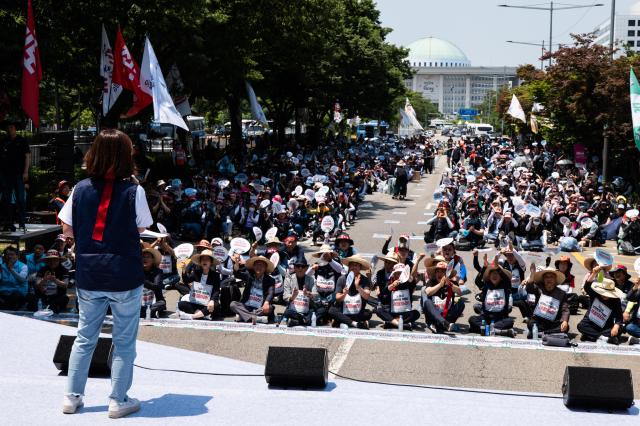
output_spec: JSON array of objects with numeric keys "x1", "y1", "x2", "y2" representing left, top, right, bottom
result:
[
  {"x1": 603, "y1": 0, "x2": 615, "y2": 184},
  {"x1": 541, "y1": 40, "x2": 545, "y2": 70},
  {"x1": 549, "y1": 1, "x2": 554, "y2": 67}
]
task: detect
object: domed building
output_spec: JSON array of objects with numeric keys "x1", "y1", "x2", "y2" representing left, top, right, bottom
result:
[{"x1": 405, "y1": 37, "x2": 518, "y2": 117}]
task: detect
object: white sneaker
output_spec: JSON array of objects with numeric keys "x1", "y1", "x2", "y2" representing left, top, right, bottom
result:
[
  {"x1": 62, "y1": 394, "x2": 84, "y2": 414},
  {"x1": 108, "y1": 397, "x2": 140, "y2": 419},
  {"x1": 178, "y1": 311, "x2": 193, "y2": 320}
]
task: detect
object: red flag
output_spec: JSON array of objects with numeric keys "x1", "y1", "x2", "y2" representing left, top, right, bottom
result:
[
  {"x1": 21, "y1": 0, "x2": 42, "y2": 127},
  {"x1": 112, "y1": 28, "x2": 151, "y2": 117}
]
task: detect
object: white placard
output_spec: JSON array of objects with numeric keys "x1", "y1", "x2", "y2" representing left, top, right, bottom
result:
[
  {"x1": 230, "y1": 238, "x2": 251, "y2": 254},
  {"x1": 212, "y1": 246, "x2": 228, "y2": 262},
  {"x1": 399, "y1": 264, "x2": 411, "y2": 283},
  {"x1": 265, "y1": 227, "x2": 278, "y2": 240},
  {"x1": 253, "y1": 227, "x2": 263, "y2": 241},
  {"x1": 140, "y1": 230, "x2": 168, "y2": 239},
  {"x1": 270, "y1": 252, "x2": 280, "y2": 267},
  {"x1": 634, "y1": 257, "x2": 640, "y2": 275},
  {"x1": 174, "y1": 243, "x2": 194, "y2": 260},
  {"x1": 594, "y1": 248, "x2": 614, "y2": 267},
  {"x1": 157, "y1": 223, "x2": 167, "y2": 234},
  {"x1": 294, "y1": 185, "x2": 303, "y2": 196},
  {"x1": 320, "y1": 216, "x2": 335, "y2": 233}
]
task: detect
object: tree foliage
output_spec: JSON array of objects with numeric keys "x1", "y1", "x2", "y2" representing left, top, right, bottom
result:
[{"x1": 0, "y1": 0, "x2": 411, "y2": 147}]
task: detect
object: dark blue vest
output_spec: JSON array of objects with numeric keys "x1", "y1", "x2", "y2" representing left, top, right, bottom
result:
[{"x1": 72, "y1": 177, "x2": 143, "y2": 292}]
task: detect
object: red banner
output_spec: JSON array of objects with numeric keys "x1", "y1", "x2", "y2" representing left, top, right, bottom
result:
[
  {"x1": 21, "y1": 0, "x2": 42, "y2": 127},
  {"x1": 112, "y1": 28, "x2": 151, "y2": 117}
]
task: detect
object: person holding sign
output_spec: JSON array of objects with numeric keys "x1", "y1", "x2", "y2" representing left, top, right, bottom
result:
[
  {"x1": 468, "y1": 262, "x2": 515, "y2": 337},
  {"x1": 375, "y1": 258, "x2": 420, "y2": 330},
  {"x1": 230, "y1": 255, "x2": 276, "y2": 323},
  {"x1": 283, "y1": 256, "x2": 317, "y2": 327},
  {"x1": 139, "y1": 247, "x2": 165, "y2": 319},
  {"x1": 178, "y1": 249, "x2": 221, "y2": 320},
  {"x1": 328, "y1": 255, "x2": 372, "y2": 329},
  {"x1": 421, "y1": 261, "x2": 465, "y2": 333},
  {"x1": 577, "y1": 272, "x2": 624, "y2": 344},
  {"x1": 521, "y1": 266, "x2": 569, "y2": 339},
  {"x1": 308, "y1": 245, "x2": 344, "y2": 325}
]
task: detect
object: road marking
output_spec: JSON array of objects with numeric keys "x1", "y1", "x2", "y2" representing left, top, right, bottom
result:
[
  {"x1": 392, "y1": 212, "x2": 407, "y2": 215},
  {"x1": 409, "y1": 236, "x2": 423, "y2": 241},
  {"x1": 384, "y1": 220, "x2": 400, "y2": 224},
  {"x1": 413, "y1": 188, "x2": 425, "y2": 191},
  {"x1": 403, "y1": 202, "x2": 417, "y2": 206},
  {"x1": 424, "y1": 212, "x2": 434, "y2": 216},
  {"x1": 372, "y1": 233, "x2": 391, "y2": 239},
  {"x1": 425, "y1": 203, "x2": 434, "y2": 210},
  {"x1": 417, "y1": 221, "x2": 429, "y2": 225},
  {"x1": 328, "y1": 338, "x2": 356, "y2": 379},
  {"x1": 357, "y1": 253, "x2": 375, "y2": 258},
  {"x1": 360, "y1": 203, "x2": 373, "y2": 208}
]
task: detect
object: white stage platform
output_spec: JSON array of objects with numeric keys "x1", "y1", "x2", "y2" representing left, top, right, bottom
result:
[{"x1": 1, "y1": 312, "x2": 638, "y2": 425}]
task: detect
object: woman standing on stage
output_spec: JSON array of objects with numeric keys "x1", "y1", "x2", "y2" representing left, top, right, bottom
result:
[{"x1": 58, "y1": 129, "x2": 153, "y2": 418}]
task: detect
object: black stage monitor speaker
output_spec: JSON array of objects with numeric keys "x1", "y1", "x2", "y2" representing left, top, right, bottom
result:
[
  {"x1": 265, "y1": 346, "x2": 328, "y2": 389},
  {"x1": 53, "y1": 335, "x2": 113, "y2": 377},
  {"x1": 562, "y1": 366, "x2": 634, "y2": 410}
]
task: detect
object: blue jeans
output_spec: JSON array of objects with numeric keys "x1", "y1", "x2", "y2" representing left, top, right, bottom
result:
[
  {"x1": 67, "y1": 286, "x2": 142, "y2": 402},
  {"x1": 627, "y1": 322, "x2": 640, "y2": 338}
]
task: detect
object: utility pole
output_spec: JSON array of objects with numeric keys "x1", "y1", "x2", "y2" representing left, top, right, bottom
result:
[{"x1": 603, "y1": 0, "x2": 615, "y2": 184}]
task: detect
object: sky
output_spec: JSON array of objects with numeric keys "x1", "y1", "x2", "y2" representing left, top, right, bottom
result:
[{"x1": 376, "y1": 0, "x2": 640, "y2": 67}]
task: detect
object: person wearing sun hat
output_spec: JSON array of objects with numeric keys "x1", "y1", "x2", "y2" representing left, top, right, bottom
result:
[
  {"x1": 334, "y1": 232, "x2": 356, "y2": 259},
  {"x1": 328, "y1": 255, "x2": 372, "y2": 329},
  {"x1": 308, "y1": 245, "x2": 343, "y2": 324},
  {"x1": 520, "y1": 265, "x2": 570, "y2": 339},
  {"x1": 177, "y1": 249, "x2": 221, "y2": 320},
  {"x1": 230, "y1": 254, "x2": 276, "y2": 323},
  {"x1": 421, "y1": 261, "x2": 465, "y2": 333},
  {"x1": 375, "y1": 260, "x2": 420, "y2": 330},
  {"x1": 139, "y1": 247, "x2": 166, "y2": 319},
  {"x1": 468, "y1": 262, "x2": 516, "y2": 337},
  {"x1": 610, "y1": 265, "x2": 634, "y2": 300},
  {"x1": 181, "y1": 239, "x2": 213, "y2": 283},
  {"x1": 577, "y1": 270, "x2": 624, "y2": 344},
  {"x1": 283, "y1": 256, "x2": 317, "y2": 327},
  {"x1": 34, "y1": 249, "x2": 70, "y2": 314}
]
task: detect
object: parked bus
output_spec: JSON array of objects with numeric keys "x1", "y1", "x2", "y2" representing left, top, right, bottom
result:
[{"x1": 355, "y1": 120, "x2": 388, "y2": 139}]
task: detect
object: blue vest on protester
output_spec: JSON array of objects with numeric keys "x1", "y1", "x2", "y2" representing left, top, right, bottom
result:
[{"x1": 72, "y1": 178, "x2": 143, "y2": 292}]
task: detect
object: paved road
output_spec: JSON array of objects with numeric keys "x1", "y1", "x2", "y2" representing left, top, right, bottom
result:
[{"x1": 139, "y1": 148, "x2": 640, "y2": 395}]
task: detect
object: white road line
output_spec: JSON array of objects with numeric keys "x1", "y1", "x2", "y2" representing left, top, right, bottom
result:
[
  {"x1": 424, "y1": 212, "x2": 434, "y2": 216},
  {"x1": 384, "y1": 220, "x2": 400, "y2": 224},
  {"x1": 403, "y1": 202, "x2": 417, "y2": 206},
  {"x1": 425, "y1": 203, "x2": 434, "y2": 210},
  {"x1": 409, "y1": 236, "x2": 423, "y2": 241},
  {"x1": 392, "y1": 211, "x2": 407, "y2": 215},
  {"x1": 360, "y1": 203, "x2": 373, "y2": 208},
  {"x1": 372, "y1": 233, "x2": 391, "y2": 239},
  {"x1": 413, "y1": 188, "x2": 425, "y2": 191},
  {"x1": 328, "y1": 337, "x2": 356, "y2": 379},
  {"x1": 417, "y1": 221, "x2": 429, "y2": 225},
  {"x1": 357, "y1": 253, "x2": 375, "y2": 258}
]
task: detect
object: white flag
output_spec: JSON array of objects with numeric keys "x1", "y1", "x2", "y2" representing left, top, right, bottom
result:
[
  {"x1": 507, "y1": 94, "x2": 526, "y2": 123},
  {"x1": 399, "y1": 108, "x2": 412, "y2": 126},
  {"x1": 245, "y1": 81, "x2": 268, "y2": 125},
  {"x1": 140, "y1": 37, "x2": 188, "y2": 130},
  {"x1": 100, "y1": 25, "x2": 121, "y2": 116},
  {"x1": 404, "y1": 97, "x2": 423, "y2": 130}
]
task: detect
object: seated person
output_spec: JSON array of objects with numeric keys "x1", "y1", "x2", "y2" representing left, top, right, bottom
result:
[
  {"x1": 283, "y1": 256, "x2": 317, "y2": 327},
  {"x1": 468, "y1": 262, "x2": 515, "y2": 337},
  {"x1": 421, "y1": 261, "x2": 464, "y2": 333},
  {"x1": 609, "y1": 265, "x2": 634, "y2": 305},
  {"x1": 519, "y1": 215, "x2": 544, "y2": 249},
  {"x1": 458, "y1": 203, "x2": 484, "y2": 247},
  {"x1": 424, "y1": 208, "x2": 455, "y2": 242},
  {"x1": 328, "y1": 255, "x2": 372, "y2": 329},
  {"x1": 577, "y1": 274, "x2": 624, "y2": 345},
  {"x1": 624, "y1": 279, "x2": 640, "y2": 345},
  {"x1": 139, "y1": 247, "x2": 166, "y2": 319},
  {"x1": 438, "y1": 238, "x2": 469, "y2": 294},
  {"x1": 25, "y1": 244, "x2": 46, "y2": 277},
  {"x1": 0, "y1": 246, "x2": 29, "y2": 311},
  {"x1": 617, "y1": 212, "x2": 640, "y2": 255},
  {"x1": 521, "y1": 266, "x2": 569, "y2": 339},
  {"x1": 230, "y1": 255, "x2": 275, "y2": 323},
  {"x1": 308, "y1": 244, "x2": 343, "y2": 325},
  {"x1": 34, "y1": 250, "x2": 70, "y2": 314},
  {"x1": 178, "y1": 249, "x2": 221, "y2": 320},
  {"x1": 375, "y1": 258, "x2": 420, "y2": 330}
]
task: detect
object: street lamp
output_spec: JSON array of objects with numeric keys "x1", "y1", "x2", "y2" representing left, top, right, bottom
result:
[
  {"x1": 506, "y1": 40, "x2": 563, "y2": 70},
  {"x1": 499, "y1": 2, "x2": 604, "y2": 66}
]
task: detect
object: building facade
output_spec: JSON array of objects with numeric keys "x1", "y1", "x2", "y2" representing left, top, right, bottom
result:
[
  {"x1": 593, "y1": 2, "x2": 640, "y2": 56},
  {"x1": 405, "y1": 37, "x2": 519, "y2": 116}
]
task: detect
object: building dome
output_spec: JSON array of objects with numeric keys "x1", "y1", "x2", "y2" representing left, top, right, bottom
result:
[{"x1": 406, "y1": 37, "x2": 470, "y2": 68}]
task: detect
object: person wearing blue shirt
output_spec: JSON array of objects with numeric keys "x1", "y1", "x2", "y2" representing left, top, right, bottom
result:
[
  {"x1": 0, "y1": 246, "x2": 29, "y2": 310},
  {"x1": 25, "y1": 243, "x2": 46, "y2": 275}
]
